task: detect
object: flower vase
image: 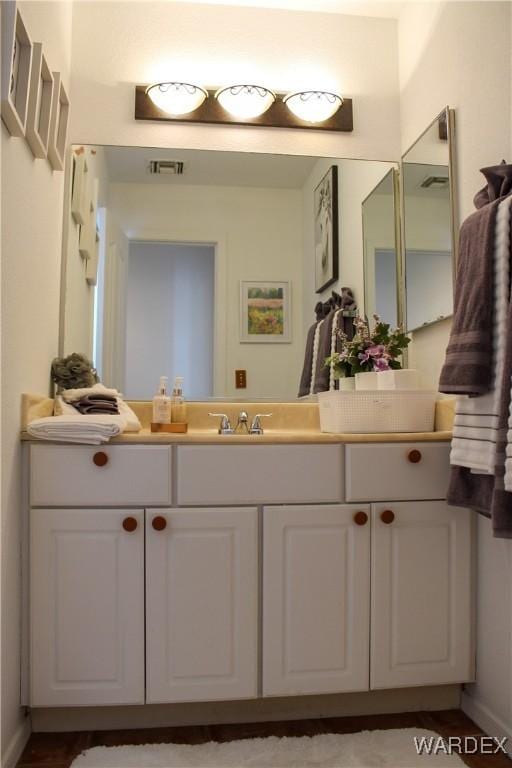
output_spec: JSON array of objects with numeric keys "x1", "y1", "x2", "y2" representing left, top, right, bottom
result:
[
  {"x1": 355, "y1": 371, "x2": 379, "y2": 390},
  {"x1": 338, "y1": 377, "x2": 355, "y2": 391}
]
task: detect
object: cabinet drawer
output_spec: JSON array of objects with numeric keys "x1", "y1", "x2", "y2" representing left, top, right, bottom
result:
[
  {"x1": 30, "y1": 444, "x2": 172, "y2": 506},
  {"x1": 345, "y1": 442, "x2": 450, "y2": 502},
  {"x1": 177, "y1": 445, "x2": 343, "y2": 505}
]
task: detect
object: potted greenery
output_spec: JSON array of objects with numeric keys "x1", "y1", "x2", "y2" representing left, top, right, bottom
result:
[{"x1": 325, "y1": 315, "x2": 411, "y2": 390}]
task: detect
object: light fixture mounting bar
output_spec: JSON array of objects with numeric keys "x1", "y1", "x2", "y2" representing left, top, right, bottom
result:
[{"x1": 134, "y1": 85, "x2": 353, "y2": 132}]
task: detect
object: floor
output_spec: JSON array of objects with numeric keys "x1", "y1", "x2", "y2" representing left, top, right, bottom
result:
[{"x1": 16, "y1": 709, "x2": 511, "y2": 768}]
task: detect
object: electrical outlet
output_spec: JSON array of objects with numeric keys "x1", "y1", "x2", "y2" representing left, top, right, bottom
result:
[{"x1": 235, "y1": 369, "x2": 247, "y2": 389}]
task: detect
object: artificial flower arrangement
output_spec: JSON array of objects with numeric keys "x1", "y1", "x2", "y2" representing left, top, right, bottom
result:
[{"x1": 325, "y1": 315, "x2": 411, "y2": 378}]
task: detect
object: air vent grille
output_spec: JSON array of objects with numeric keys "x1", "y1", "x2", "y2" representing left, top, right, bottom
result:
[{"x1": 148, "y1": 160, "x2": 185, "y2": 175}]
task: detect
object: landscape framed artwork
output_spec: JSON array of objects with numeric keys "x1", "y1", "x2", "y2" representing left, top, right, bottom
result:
[
  {"x1": 240, "y1": 281, "x2": 291, "y2": 343},
  {"x1": 314, "y1": 165, "x2": 339, "y2": 293}
]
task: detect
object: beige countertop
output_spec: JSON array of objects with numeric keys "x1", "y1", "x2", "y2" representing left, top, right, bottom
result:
[{"x1": 20, "y1": 394, "x2": 454, "y2": 445}]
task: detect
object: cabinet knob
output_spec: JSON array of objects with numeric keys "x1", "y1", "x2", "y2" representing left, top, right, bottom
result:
[
  {"x1": 122, "y1": 516, "x2": 138, "y2": 532},
  {"x1": 93, "y1": 451, "x2": 108, "y2": 467},
  {"x1": 407, "y1": 449, "x2": 422, "y2": 464},
  {"x1": 380, "y1": 509, "x2": 395, "y2": 524},
  {"x1": 353, "y1": 511, "x2": 368, "y2": 526},
  {"x1": 152, "y1": 515, "x2": 167, "y2": 532}
]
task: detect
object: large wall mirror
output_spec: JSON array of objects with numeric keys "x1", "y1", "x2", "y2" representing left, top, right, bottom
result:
[
  {"x1": 362, "y1": 168, "x2": 401, "y2": 328},
  {"x1": 401, "y1": 107, "x2": 457, "y2": 332},
  {"x1": 60, "y1": 146, "x2": 398, "y2": 401}
]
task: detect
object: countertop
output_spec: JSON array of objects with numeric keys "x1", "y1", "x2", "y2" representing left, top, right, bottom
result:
[{"x1": 20, "y1": 394, "x2": 454, "y2": 445}]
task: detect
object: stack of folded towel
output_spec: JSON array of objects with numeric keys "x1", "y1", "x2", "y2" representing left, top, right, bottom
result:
[
  {"x1": 439, "y1": 162, "x2": 512, "y2": 537},
  {"x1": 68, "y1": 393, "x2": 119, "y2": 415},
  {"x1": 450, "y1": 194, "x2": 512, "y2": 473},
  {"x1": 58, "y1": 384, "x2": 141, "y2": 432},
  {"x1": 27, "y1": 415, "x2": 127, "y2": 445},
  {"x1": 27, "y1": 384, "x2": 142, "y2": 444}
]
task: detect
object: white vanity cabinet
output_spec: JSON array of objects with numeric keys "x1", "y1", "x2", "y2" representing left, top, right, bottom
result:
[
  {"x1": 263, "y1": 504, "x2": 371, "y2": 697},
  {"x1": 27, "y1": 439, "x2": 473, "y2": 711},
  {"x1": 145, "y1": 507, "x2": 258, "y2": 703},
  {"x1": 370, "y1": 500, "x2": 473, "y2": 689},
  {"x1": 30, "y1": 507, "x2": 145, "y2": 707}
]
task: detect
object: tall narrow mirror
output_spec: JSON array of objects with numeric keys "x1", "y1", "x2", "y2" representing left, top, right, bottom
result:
[
  {"x1": 401, "y1": 107, "x2": 456, "y2": 332},
  {"x1": 362, "y1": 168, "x2": 400, "y2": 327}
]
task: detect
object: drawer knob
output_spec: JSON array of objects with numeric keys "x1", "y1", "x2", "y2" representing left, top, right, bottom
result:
[
  {"x1": 380, "y1": 509, "x2": 395, "y2": 524},
  {"x1": 407, "y1": 449, "x2": 422, "y2": 464},
  {"x1": 353, "y1": 511, "x2": 368, "y2": 526},
  {"x1": 93, "y1": 451, "x2": 109, "y2": 467},
  {"x1": 152, "y1": 515, "x2": 167, "y2": 532},
  {"x1": 122, "y1": 516, "x2": 138, "y2": 532}
]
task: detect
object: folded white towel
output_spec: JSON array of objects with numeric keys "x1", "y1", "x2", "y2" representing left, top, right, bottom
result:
[
  {"x1": 61, "y1": 383, "x2": 120, "y2": 402},
  {"x1": 451, "y1": 195, "x2": 512, "y2": 475},
  {"x1": 27, "y1": 415, "x2": 127, "y2": 444},
  {"x1": 55, "y1": 393, "x2": 142, "y2": 433}
]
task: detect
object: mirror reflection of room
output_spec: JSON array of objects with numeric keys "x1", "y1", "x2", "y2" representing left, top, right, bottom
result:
[
  {"x1": 402, "y1": 111, "x2": 455, "y2": 332},
  {"x1": 62, "y1": 146, "x2": 396, "y2": 400}
]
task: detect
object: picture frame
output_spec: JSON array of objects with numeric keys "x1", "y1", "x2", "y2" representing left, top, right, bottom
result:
[
  {"x1": 71, "y1": 150, "x2": 89, "y2": 225},
  {"x1": 79, "y1": 177, "x2": 98, "y2": 260},
  {"x1": 1, "y1": 2, "x2": 33, "y2": 137},
  {"x1": 47, "y1": 72, "x2": 69, "y2": 171},
  {"x1": 314, "y1": 165, "x2": 339, "y2": 293},
  {"x1": 25, "y1": 43, "x2": 54, "y2": 158},
  {"x1": 86, "y1": 230, "x2": 100, "y2": 286},
  {"x1": 240, "y1": 281, "x2": 291, "y2": 343}
]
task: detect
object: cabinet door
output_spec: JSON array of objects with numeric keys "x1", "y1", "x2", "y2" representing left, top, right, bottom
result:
[
  {"x1": 146, "y1": 507, "x2": 258, "y2": 703},
  {"x1": 30, "y1": 508, "x2": 145, "y2": 707},
  {"x1": 371, "y1": 501, "x2": 474, "y2": 689},
  {"x1": 263, "y1": 504, "x2": 370, "y2": 697}
]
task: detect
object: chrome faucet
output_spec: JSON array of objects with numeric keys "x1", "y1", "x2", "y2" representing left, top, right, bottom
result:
[
  {"x1": 249, "y1": 413, "x2": 273, "y2": 435},
  {"x1": 208, "y1": 413, "x2": 234, "y2": 435},
  {"x1": 235, "y1": 410, "x2": 249, "y2": 434}
]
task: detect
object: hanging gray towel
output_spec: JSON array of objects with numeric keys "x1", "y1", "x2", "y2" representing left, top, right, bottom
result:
[
  {"x1": 439, "y1": 163, "x2": 512, "y2": 395},
  {"x1": 298, "y1": 303, "x2": 326, "y2": 397},
  {"x1": 314, "y1": 288, "x2": 357, "y2": 394}
]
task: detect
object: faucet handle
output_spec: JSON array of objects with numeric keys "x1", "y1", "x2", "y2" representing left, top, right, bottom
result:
[
  {"x1": 208, "y1": 413, "x2": 234, "y2": 435},
  {"x1": 250, "y1": 413, "x2": 273, "y2": 435}
]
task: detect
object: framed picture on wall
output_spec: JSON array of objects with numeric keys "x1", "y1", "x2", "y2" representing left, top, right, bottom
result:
[
  {"x1": 1, "y1": 2, "x2": 33, "y2": 137},
  {"x1": 314, "y1": 165, "x2": 339, "y2": 293},
  {"x1": 240, "y1": 281, "x2": 291, "y2": 343},
  {"x1": 47, "y1": 72, "x2": 70, "y2": 171},
  {"x1": 25, "y1": 43, "x2": 54, "y2": 158}
]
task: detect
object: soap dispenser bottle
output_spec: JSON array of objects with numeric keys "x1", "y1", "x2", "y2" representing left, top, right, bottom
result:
[
  {"x1": 171, "y1": 376, "x2": 187, "y2": 424},
  {"x1": 153, "y1": 376, "x2": 171, "y2": 424}
]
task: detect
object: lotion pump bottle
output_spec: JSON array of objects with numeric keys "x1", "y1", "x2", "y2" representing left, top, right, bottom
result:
[
  {"x1": 171, "y1": 376, "x2": 187, "y2": 424},
  {"x1": 152, "y1": 376, "x2": 171, "y2": 424}
]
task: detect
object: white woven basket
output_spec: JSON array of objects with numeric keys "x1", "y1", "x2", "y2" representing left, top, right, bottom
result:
[{"x1": 318, "y1": 390, "x2": 437, "y2": 434}]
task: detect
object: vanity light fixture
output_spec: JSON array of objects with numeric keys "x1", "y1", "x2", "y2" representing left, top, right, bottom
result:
[
  {"x1": 215, "y1": 85, "x2": 276, "y2": 119},
  {"x1": 135, "y1": 83, "x2": 352, "y2": 132},
  {"x1": 145, "y1": 82, "x2": 208, "y2": 116},
  {"x1": 283, "y1": 90, "x2": 343, "y2": 124}
]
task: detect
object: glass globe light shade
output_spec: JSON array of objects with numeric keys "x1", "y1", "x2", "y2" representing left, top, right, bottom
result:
[
  {"x1": 215, "y1": 85, "x2": 276, "y2": 119},
  {"x1": 283, "y1": 91, "x2": 343, "y2": 123},
  {"x1": 145, "y1": 82, "x2": 208, "y2": 116}
]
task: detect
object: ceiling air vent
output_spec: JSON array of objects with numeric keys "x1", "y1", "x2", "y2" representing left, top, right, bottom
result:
[
  {"x1": 420, "y1": 175, "x2": 449, "y2": 190},
  {"x1": 147, "y1": 159, "x2": 185, "y2": 175}
]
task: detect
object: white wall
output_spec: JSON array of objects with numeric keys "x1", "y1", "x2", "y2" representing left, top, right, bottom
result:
[
  {"x1": 109, "y1": 182, "x2": 303, "y2": 399},
  {"x1": 398, "y1": 0, "x2": 512, "y2": 745},
  {"x1": 1, "y1": 3, "x2": 73, "y2": 764},
  {"x1": 125, "y1": 242, "x2": 215, "y2": 399},
  {"x1": 398, "y1": 0, "x2": 512, "y2": 390},
  {"x1": 69, "y1": 1, "x2": 400, "y2": 161}
]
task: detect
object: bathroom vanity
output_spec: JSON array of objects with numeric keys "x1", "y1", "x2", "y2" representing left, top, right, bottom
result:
[{"x1": 23, "y1": 401, "x2": 474, "y2": 717}]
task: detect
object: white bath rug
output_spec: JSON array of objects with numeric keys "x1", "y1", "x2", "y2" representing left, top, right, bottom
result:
[{"x1": 71, "y1": 728, "x2": 466, "y2": 767}]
